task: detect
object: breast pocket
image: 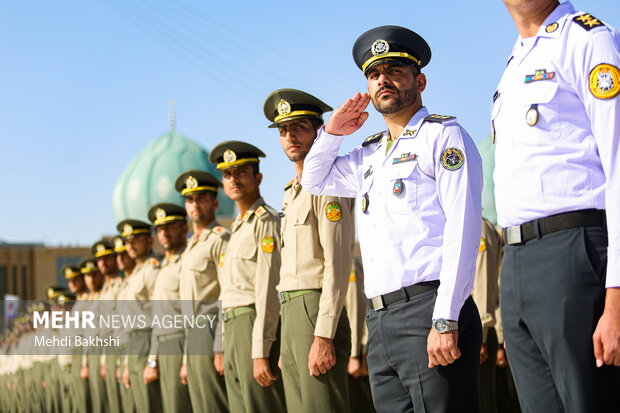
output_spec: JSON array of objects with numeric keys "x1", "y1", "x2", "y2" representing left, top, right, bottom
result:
[
  {"x1": 235, "y1": 242, "x2": 257, "y2": 261},
  {"x1": 387, "y1": 161, "x2": 418, "y2": 213},
  {"x1": 523, "y1": 80, "x2": 560, "y2": 139}
]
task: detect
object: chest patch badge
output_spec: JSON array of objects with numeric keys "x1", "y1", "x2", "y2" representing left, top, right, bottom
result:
[
  {"x1": 361, "y1": 194, "x2": 369, "y2": 213},
  {"x1": 261, "y1": 237, "x2": 275, "y2": 254},
  {"x1": 218, "y1": 253, "x2": 225, "y2": 267},
  {"x1": 479, "y1": 238, "x2": 487, "y2": 253},
  {"x1": 393, "y1": 152, "x2": 417, "y2": 164},
  {"x1": 589, "y1": 64, "x2": 620, "y2": 99},
  {"x1": 393, "y1": 179, "x2": 404, "y2": 196},
  {"x1": 441, "y1": 148, "x2": 465, "y2": 171},
  {"x1": 526, "y1": 104, "x2": 539, "y2": 126},
  {"x1": 524, "y1": 69, "x2": 555, "y2": 83},
  {"x1": 325, "y1": 202, "x2": 342, "y2": 222}
]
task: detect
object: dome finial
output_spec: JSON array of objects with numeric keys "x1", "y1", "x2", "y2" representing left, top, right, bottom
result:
[{"x1": 168, "y1": 100, "x2": 176, "y2": 131}]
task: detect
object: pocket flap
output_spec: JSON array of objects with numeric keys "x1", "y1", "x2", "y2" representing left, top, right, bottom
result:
[{"x1": 236, "y1": 242, "x2": 256, "y2": 260}]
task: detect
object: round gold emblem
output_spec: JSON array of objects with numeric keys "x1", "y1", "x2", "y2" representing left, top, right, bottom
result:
[
  {"x1": 223, "y1": 149, "x2": 237, "y2": 164},
  {"x1": 589, "y1": 63, "x2": 620, "y2": 99},
  {"x1": 277, "y1": 99, "x2": 291, "y2": 116},
  {"x1": 545, "y1": 22, "x2": 559, "y2": 33},
  {"x1": 526, "y1": 106, "x2": 539, "y2": 126},
  {"x1": 155, "y1": 208, "x2": 166, "y2": 220},
  {"x1": 123, "y1": 223, "x2": 133, "y2": 235},
  {"x1": 96, "y1": 244, "x2": 106, "y2": 253},
  {"x1": 186, "y1": 175, "x2": 198, "y2": 189},
  {"x1": 371, "y1": 39, "x2": 389, "y2": 56},
  {"x1": 114, "y1": 238, "x2": 124, "y2": 249}
]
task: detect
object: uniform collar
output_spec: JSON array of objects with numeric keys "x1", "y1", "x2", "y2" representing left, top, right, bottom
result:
[
  {"x1": 381, "y1": 106, "x2": 429, "y2": 161},
  {"x1": 535, "y1": 1, "x2": 574, "y2": 39},
  {"x1": 163, "y1": 245, "x2": 186, "y2": 265},
  {"x1": 232, "y1": 196, "x2": 265, "y2": 230}
]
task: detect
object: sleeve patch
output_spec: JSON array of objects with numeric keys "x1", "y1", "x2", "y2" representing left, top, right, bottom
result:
[
  {"x1": 589, "y1": 64, "x2": 620, "y2": 99},
  {"x1": 479, "y1": 238, "x2": 487, "y2": 253},
  {"x1": 440, "y1": 148, "x2": 465, "y2": 171},
  {"x1": 573, "y1": 13, "x2": 605, "y2": 31},
  {"x1": 261, "y1": 236, "x2": 275, "y2": 253},
  {"x1": 325, "y1": 201, "x2": 342, "y2": 222}
]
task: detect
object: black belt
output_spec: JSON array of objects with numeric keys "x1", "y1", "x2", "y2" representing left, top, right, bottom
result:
[
  {"x1": 367, "y1": 280, "x2": 440, "y2": 311},
  {"x1": 503, "y1": 209, "x2": 606, "y2": 245}
]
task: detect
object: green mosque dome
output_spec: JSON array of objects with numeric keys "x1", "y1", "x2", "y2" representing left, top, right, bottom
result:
[
  {"x1": 112, "y1": 130, "x2": 235, "y2": 223},
  {"x1": 476, "y1": 136, "x2": 497, "y2": 225}
]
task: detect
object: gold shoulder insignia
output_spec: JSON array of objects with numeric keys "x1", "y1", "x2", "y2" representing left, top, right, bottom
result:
[
  {"x1": 150, "y1": 257, "x2": 160, "y2": 268},
  {"x1": 284, "y1": 179, "x2": 295, "y2": 191},
  {"x1": 424, "y1": 114, "x2": 456, "y2": 124},
  {"x1": 255, "y1": 206, "x2": 267, "y2": 217},
  {"x1": 573, "y1": 13, "x2": 604, "y2": 31},
  {"x1": 362, "y1": 131, "x2": 384, "y2": 147},
  {"x1": 213, "y1": 226, "x2": 225, "y2": 234}
]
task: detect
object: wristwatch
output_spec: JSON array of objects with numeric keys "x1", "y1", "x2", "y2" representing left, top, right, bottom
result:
[
  {"x1": 432, "y1": 318, "x2": 458, "y2": 333},
  {"x1": 147, "y1": 358, "x2": 157, "y2": 368}
]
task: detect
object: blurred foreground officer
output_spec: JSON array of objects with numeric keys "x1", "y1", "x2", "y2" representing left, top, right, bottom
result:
[
  {"x1": 264, "y1": 88, "x2": 354, "y2": 413},
  {"x1": 175, "y1": 170, "x2": 230, "y2": 413},
  {"x1": 210, "y1": 141, "x2": 286, "y2": 413},
  {"x1": 345, "y1": 257, "x2": 375, "y2": 413},
  {"x1": 493, "y1": 2, "x2": 620, "y2": 411},
  {"x1": 301, "y1": 25, "x2": 483, "y2": 412},
  {"x1": 146, "y1": 203, "x2": 193, "y2": 413},
  {"x1": 116, "y1": 219, "x2": 162, "y2": 413}
]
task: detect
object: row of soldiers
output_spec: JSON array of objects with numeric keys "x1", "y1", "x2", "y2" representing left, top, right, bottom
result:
[{"x1": 0, "y1": 89, "x2": 518, "y2": 413}]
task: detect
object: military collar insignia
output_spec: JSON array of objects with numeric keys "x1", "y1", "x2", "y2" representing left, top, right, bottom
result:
[
  {"x1": 284, "y1": 178, "x2": 295, "y2": 190},
  {"x1": 371, "y1": 39, "x2": 389, "y2": 56},
  {"x1": 223, "y1": 149, "x2": 237, "y2": 164},
  {"x1": 424, "y1": 114, "x2": 456, "y2": 124},
  {"x1": 277, "y1": 99, "x2": 292, "y2": 116},
  {"x1": 393, "y1": 152, "x2": 417, "y2": 165},
  {"x1": 573, "y1": 13, "x2": 604, "y2": 31},
  {"x1": 545, "y1": 22, "x2": 559, "y2": 33},
  {"x1": 186, "y1": 175, "x2": 198, "y2": 189},
  {"x1": 362, "y1": 131, "x2": 384, "y2": 147},
  {"x1": 589, "y1": 64, "x2": 620, "y2": 99},
  {"x1": 402, "y1": 129, "x2": 417, "y2": 137},
  {"x1": 524, "y1": 69, "x2": 555, "y2": 83}
]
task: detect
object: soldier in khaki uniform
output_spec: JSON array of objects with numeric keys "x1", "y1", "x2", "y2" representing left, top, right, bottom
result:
[
  {"x1": 264, "y1": 89, "x2": 354, "y2": 412},
  {"x1": 209, "y1": 141, "x2": 286, "y2": 413},
  {"x1": 175, "y1": 170, "x2": 230, "y2": 413},
  {"x1": 116, "y1": 219, "x2": 162, "y2": 413},
  {"x1": 81, "y1": 257, "x2": 108, "y2": 413},
  {"x1": 91, "y1": 239, "x2": 124, "y2": 413},
  {"x1": 144, "y1": 203, "x2": 193, "y2": 413},
  {"x1": 345, "y1": 257, "x2": 375, "y2": 413},
  {"x1": 471, "y1": 218, "x2": 502, "y2": 413}
]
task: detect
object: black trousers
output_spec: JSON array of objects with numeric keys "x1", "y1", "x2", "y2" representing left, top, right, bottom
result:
[
  {"x1": 367, "y1": 290, "x2": 481, "y2": 413},
  {"x1": 501, "y1": 226, "x2": 620, "y2": 413}
]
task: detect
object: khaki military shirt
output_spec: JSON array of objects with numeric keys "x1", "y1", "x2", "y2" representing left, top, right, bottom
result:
[
  {"x1": 278, "y1": 178, "x2": 355, "y2": 339},
  {"x1": 472, "y1": 218, "x2": 502, "y2": 343},
  {"x1": 220, "y1": 197, "x2": 281, "y2": 359},
  {"x1": 345, "y1": 256, "x2": 368, "y2": 358},
  {"x1": 150, "y1": 248, "x2": 185, "y2": 358}
]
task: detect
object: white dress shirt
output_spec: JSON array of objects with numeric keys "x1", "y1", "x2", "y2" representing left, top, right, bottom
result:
[
  {"x1": 492, "y1": 1, "x2": 620, "y2": 287},
  {"x1": 301, "y1": 106, "x2": 483, "y2": 320}
]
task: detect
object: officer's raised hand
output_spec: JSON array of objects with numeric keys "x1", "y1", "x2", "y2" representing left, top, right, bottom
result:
[{"x1": 324, "y1": 92, "x2": 371, "y2": 136}]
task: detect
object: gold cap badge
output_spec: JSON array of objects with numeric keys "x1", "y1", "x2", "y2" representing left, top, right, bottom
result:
[
  {"x1": 223, "y1": 149, "x2": 237, "y2": 164},
  {"x1": 186, "y1": 175, "x2": 198, "y2": 189},
  {"x1": 96, "y1": 244, "x2": 105, "y2": 253},
  {"x1": 371, "y1": 39, "x2": 389, "y2": 56},
  {"x1": 123, "y1": 224, "x2": 133, "y2": 235},
  {"x1": 155, "y1": 208, "x2": 166, "y2": 221},
  {"x1": 277, "y1": 99, "x2": 292, "y2": 117}
]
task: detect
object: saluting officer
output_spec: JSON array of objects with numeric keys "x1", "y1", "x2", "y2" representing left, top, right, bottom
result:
[
  {"x1": 493, "y1": 1, "x2": 620, "y2": 411},
  {"x1": 116, "y1": 219, "x2": 162, "y2": 413},
  {"x1": 145, "y1": 203, "x2": 193, "y2": 413},
  {"x1": 175, "y1": 170, "x2": 230, "y2": 413},
  {"x1": 209, "y1": 141, "x2": 286, "y2": 413},
  {"x1": 264, "y1": 89, "x2": 354, "y2": 413},
  {"x1": 301, "y1": 25, "x2": 483, "y2": 412}
]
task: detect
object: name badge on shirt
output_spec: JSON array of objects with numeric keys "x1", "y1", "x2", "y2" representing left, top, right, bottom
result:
[{"x1": 392, "y1": 152, "x2": 417, "y2": 165}]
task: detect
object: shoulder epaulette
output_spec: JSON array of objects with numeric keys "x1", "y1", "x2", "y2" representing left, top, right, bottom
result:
[
  {"x1": 424, "y1": 114, "x2": 456, "y2": 124},
  {"x1": 284, "y1": 179, "x2": 295, "y2": 191},
  {"x1": 212, "y1": 226, "x2": 228, "y2": 237},
  {"x1": 362, "y1": 131, "x2": 384, "y2": 147},
  {"x1": 573, "y1": 13, "x2": 605, "y2": 31},
  {"x1": 255, "y1": 205, "x2": 267, "y2": 217},
  {"x1": 149, "y1": 257, "x2": 160, "y2": 268}
]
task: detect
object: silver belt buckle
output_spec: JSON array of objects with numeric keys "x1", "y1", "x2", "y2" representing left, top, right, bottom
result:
[
  {"x1": 505, "y1": 226, "x2": 522, "y2": 244},
  {"x1": 277, "y1": 292, "x2": 286, "y2": 304},
  {"x1": 371, "y1": 295, "x2": 385, "y2": 311}
]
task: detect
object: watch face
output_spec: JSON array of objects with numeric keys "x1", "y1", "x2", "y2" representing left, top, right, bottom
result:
[{"x1": 434, "y1": 319, "x2": 448, "y2": 332}]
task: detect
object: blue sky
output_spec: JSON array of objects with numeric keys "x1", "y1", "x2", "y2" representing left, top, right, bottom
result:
[{"x1": 1, "y1": 0, "x2": 618, "y2": 245}]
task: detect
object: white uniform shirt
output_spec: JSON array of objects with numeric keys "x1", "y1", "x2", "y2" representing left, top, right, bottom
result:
[
  {"x1": 492, "y1": 1, "x2": 620, "y2": 287},
  {"x1": 301, "y1": 106, "x2": 483, "y2": 320}
]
